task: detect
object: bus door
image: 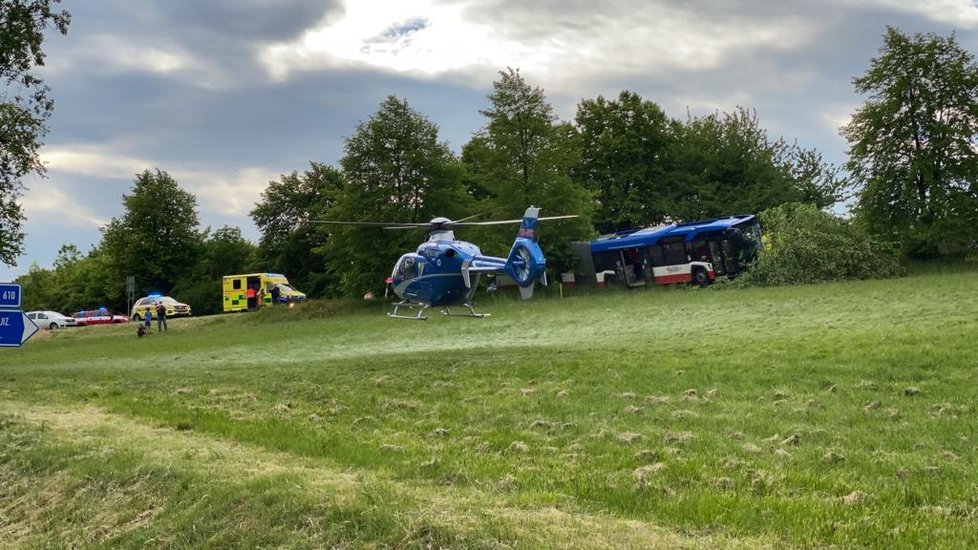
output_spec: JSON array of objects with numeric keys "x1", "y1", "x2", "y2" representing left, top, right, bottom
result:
[
  {"x1": 721, "y1": 240, "x2": 738, "y2": 274},
  {"x1": 709, "y1": 241, "x2": 728, "y2": 276},
  {"x1": 621, "y1": 247, "x2": 646, "y2": 286}
]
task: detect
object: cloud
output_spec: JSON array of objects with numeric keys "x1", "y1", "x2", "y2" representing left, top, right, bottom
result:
[
  {"x1": 37, "y1": 146, "x2": 278, "y2": 221},
  {"x1": 259, "y1": 0, "x2": 818, "y2": 85},
  {"x1": 20, "y1": 185, "x2": 107, "y2": 229},
  {"x1": 177, "y1": 167, "x2": 281, "y2": 218},
  {"x1": 859, "y1": 0, "x2": 978, "y2": 27},
  {"x1": 42, "y1": 146, "x2": 154, "y2": 180}
]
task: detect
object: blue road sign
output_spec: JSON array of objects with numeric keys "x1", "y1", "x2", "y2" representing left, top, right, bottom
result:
[
  {"x1": 0, "y1": 310, "x2": 38, "y2": 348},
  {"x1": 0, "y1": 283, "x2": 21, "y2": 308}
]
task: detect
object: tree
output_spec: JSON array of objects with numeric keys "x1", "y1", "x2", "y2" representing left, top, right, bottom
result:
[
  {"x1": 15, "y1": 244, "x2": 115, "y2": 313},
  {"x1": 323, "y1": 96, "x2": 470, "y2": 297},
  {"x1": 843, "y1": 27, "x2": 978, "y2": 257},
  {"x1": 0, "y1": 0, "x2": 69, "y2": 266},
  {"x1": 462, "y1": 68, "x2": 593, "y2": 269},
  {"x1": 665, "y1": 108, "x2": 843, "y2": 221},
  {"x1": 251, "y1": 163, "x2": 342, "y2": 297},
  {"x1": 100, "y1": 169, "x2": 203, "y2": 301},
  {"x1": 741, "y1": 203, "x2": 901, "y2": 286},
  {"x1": 573, "y1": 91, "x2": 672, "y2": 234}
]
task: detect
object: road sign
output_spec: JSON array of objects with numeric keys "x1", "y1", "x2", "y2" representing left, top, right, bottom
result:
[
  {"x1": 0, "y1": 283, "x2": 21, "y2": 308},
  {"x1": 0, "y1": 310, "x2": 39, "y2": 348}
]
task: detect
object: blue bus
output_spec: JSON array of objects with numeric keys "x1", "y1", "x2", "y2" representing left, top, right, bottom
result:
[{"x1": 573, "y1": 215, "x2": 761, "y2": 287}]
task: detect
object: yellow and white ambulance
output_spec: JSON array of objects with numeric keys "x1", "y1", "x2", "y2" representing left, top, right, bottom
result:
[{"x1": 222, "y1": 273, "x2": 306, "y2": 313}]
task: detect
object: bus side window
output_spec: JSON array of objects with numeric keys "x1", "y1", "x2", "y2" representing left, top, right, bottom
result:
[
  {"x1": 662, "y1": 241, "x2": 686, "y2": 265},
  {"x1": 646, "y1": 245, "x2": 664, "y2": 267},
  {"x1": 688, "y1": 240, "x2": 709, "y2": 262},
  {"x1": 593, "y1": 251, "x2": 619, "y2": 273}
]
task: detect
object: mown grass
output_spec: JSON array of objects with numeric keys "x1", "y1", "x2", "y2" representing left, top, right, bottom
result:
[{"x1": 3, "y1": 265, "x2": 978, "y2": 548}]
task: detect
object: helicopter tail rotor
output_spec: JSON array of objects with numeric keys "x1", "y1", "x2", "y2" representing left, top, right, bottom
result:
[{"x1": 504, "y1": 207, "x2": 548, "y2": 298}]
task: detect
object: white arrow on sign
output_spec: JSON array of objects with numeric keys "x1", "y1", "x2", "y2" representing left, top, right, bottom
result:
[{"x1": 0, "y1": 311, "x2": 39, "y2": 348}]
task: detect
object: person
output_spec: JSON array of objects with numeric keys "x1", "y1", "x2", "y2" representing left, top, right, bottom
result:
[
  {"x1": 246, "y1": 284, "x2": 257, "y2": 310},
  {"x1": 155, "y1": 301, "x2": 167, "y2": 332},
  {"x1": 270, "y1": 284, "x2": 281, "y2": 304},
  {"x1": 144, "y1": 306, "x2": 153, "y2": 333},
  {"x1": 256, "y1": 286, "x2": 265, "y2": 308}
]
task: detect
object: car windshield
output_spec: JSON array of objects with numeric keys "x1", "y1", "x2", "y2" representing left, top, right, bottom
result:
[
  {"x1": 147, "y1": 296, "x2": 179, "y2": 304},
  {"x1": 278, "y1": 284, "x2": 294, "y2": 292}
]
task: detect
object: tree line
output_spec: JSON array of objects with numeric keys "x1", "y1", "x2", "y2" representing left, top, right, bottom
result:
[{"x1": 7, "y1": 20, "x2": 978, "y2": 315}]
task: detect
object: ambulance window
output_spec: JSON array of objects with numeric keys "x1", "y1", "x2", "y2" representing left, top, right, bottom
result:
[{"x1": 233, "y1": 279, "x2": 241, "y2": 290}]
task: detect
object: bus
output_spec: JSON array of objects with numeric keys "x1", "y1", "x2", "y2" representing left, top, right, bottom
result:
[{"x1": 573, "y1": 215, "x2": 761, "y2": 287}]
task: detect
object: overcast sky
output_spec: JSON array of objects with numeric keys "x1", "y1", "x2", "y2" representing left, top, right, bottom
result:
[{"x1": 4, "y1": 0, "x2": 978, "y2": 282}]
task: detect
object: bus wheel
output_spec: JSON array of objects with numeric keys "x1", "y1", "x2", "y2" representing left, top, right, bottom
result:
[{"x1": 692, "y1": 269, "x2": 709, "y2": 287}]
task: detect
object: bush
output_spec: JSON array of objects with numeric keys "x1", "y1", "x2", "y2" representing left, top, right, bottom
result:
[{"x1": 738, "y1": 203, "x2": 902, "y2": 286}]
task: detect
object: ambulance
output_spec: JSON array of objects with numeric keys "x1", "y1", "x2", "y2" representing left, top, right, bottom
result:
[{"x1": 222, "y1": 273, "x2": 306, "y2": 313}]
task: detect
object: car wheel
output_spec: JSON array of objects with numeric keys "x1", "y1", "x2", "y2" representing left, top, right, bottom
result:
[
  {"x1": 133, "y1": 314, "x2": 141, "y2": 322},
  {"x1": 49, "y1": 322, "x2": 58, "y2": 330}
]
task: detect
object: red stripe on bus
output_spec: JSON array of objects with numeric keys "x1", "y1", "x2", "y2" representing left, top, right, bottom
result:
[{"x1": 654, "y1": 273, "x2": 693, "y2": 284}]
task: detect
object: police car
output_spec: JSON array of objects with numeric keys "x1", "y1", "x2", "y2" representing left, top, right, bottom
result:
[{"x1": 130, "y1": 294, "x2": 192, "y2": 321}]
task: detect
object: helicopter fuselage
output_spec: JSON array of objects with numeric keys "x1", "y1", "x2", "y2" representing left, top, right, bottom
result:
[{"x1": 389, "y1": 237, "x2": 506, "y2": 307}]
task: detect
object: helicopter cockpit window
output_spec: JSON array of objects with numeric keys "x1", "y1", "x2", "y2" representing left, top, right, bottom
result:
[{"x1": 394, "y1": 254, "x2": 424, "y2": 280}]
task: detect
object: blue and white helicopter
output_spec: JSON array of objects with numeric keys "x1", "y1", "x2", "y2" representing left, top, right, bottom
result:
[{"x1": 313, "y1": 206, "x2": 575, "y2": 319}]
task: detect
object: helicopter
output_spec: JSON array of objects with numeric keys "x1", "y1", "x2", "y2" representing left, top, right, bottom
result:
[{"x1": 309, "y1": 206, "x2": 576, "y2": 319}]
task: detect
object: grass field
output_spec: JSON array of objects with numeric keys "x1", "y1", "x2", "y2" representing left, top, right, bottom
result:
[{"x1": 3, "y1": 267, "x2": 977, "y2": 548}]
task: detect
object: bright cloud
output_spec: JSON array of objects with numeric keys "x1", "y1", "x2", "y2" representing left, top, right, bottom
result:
[
  {"x1": 179, "y1": 167, "x2": 281, "y2": 218},
  {"x1": 43, "y1": 146, "x2": 154, "y2": 180},
  {"x1": 20, "y1": 185, "x2": 107, "y2": 229},
  {"x1": 258, "y1": 0, "x2": 816, "y2": 88},
  {"x1": 260, "y1": 0, "x2": 526, "y2": 79},
  {"x1": 39, "y1": 146, "x2": 277, "y2": 221},
  {"x1": 860, "y1": 0, "x2": 978, "y2": 27}
]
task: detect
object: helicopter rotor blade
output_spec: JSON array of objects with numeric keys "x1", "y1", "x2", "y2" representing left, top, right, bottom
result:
[
  {"x1": 452, "y1": 213, "x2": 483, "y2": 223},
  {"x1": 302, "y1": 220, "x2": 430, "y2": 228},
  {"x1": 303, "y1": 214, "x2": 577, "y2": 230},
  {"x1": 453, "y1": 214, "x2": 579, "y2": 227}
]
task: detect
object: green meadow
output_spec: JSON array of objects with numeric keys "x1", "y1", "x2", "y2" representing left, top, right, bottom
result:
[{"x1": 2, "y1": 267, "x2": 977, "y2": 548}]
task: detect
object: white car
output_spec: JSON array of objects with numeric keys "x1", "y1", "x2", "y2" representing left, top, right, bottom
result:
[{"x1": 26, "y1": 310, "x2": 77, "y2": 329}]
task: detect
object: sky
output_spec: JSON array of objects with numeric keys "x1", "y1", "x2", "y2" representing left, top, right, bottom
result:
[{"x1": 4, "y1": 0, "x2": 978, "y2": 282}]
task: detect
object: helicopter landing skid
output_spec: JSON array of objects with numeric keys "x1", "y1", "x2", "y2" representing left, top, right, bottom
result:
[
  {"x1": 441, "y1": 304, "x2": 490, "y2": 318},
  {"x1": 387, "y1": 301, "x2": 429, "y2": 320}
]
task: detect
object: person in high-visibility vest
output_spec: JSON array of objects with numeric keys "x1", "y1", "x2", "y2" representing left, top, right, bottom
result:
[{"x1": 246, "y1": 285, "x2": 257, "y2": 310}]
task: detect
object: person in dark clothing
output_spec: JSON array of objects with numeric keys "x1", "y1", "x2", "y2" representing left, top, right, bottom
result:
[
  {"x1": 144, "y1": 307, "x2": 153, "y2": 332},
  {"x1": 270, "y1": 284, "x2": 281, "y2": 304},
  {"x1": 155, "y1": 301, "x2": 167, "y2": 332}
]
